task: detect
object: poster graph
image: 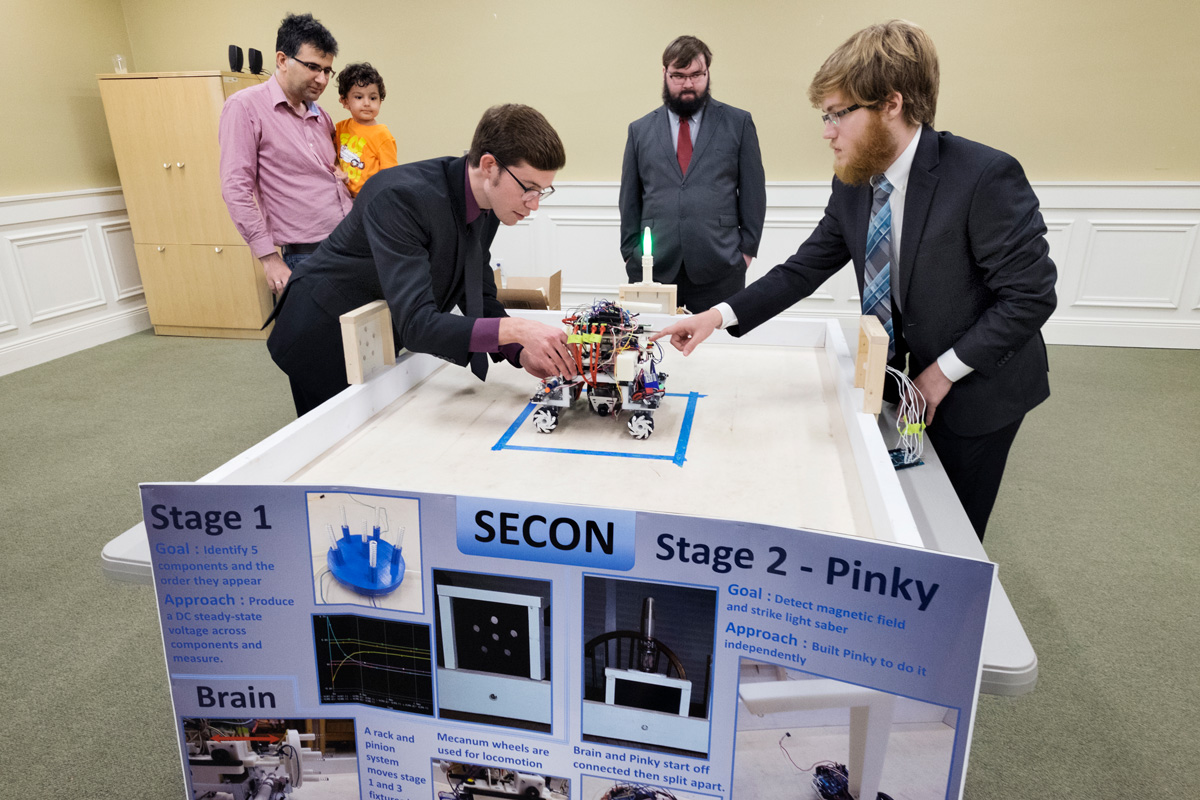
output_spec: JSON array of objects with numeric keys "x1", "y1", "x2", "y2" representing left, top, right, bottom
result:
[{"x1": 313, "y1": 613, "x2": 434, "y2": 715}]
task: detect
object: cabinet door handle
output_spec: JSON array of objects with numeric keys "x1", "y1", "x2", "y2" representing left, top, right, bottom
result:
[
  {"x1": 176, "y1": 162, "x2": 185, "y2": 169},
  {"x1": 163, "y1": 163, "x2": 171, "y2": 169},
  {"x1": 214, "y1": 247, "x2": 223, "y2": 253},
  {"x1": 157, "y1": 246, "x2": 166, "y2": 252}
]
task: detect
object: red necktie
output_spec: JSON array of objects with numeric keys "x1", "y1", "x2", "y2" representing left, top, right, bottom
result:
[{"x1": 677, "y1": 116, "x2": 693, "y2": 175}]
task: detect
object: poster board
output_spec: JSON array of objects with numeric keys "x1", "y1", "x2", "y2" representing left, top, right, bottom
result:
[{"x1": 143, "y1": 481, "x2": 992, "y2": 800}]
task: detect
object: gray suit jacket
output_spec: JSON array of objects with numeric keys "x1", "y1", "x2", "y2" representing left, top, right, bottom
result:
[{"x1": 619, "y1": 99, "x2": 766, "y2": 285}]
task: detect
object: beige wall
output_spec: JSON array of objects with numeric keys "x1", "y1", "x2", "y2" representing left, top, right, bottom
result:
[
  {"x1": 0, "y1": 0, "x2": 133, "y2": 194},
  {"x1": 6, "y1": 0, "x2": 1198, "y2": 197}
]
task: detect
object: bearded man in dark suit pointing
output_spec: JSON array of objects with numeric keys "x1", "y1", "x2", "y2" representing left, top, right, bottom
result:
[{"x1": 653, "y1": 21, "x2": 1057, "y2": 540}]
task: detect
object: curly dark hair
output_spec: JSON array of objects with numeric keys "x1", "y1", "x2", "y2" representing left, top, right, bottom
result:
[
  {"x1": 275, "y1": 13, "x2": 338, "y2": 58},
  {"x1": 337, "y1": 62, "x2": 386, "y2": 100}
]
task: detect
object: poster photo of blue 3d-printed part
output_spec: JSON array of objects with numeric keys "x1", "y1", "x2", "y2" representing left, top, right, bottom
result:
[{"x1": 143, "y1": 482, "x2": 993, "y2": 800}]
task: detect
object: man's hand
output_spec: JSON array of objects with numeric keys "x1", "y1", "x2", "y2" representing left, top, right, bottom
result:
[
  {"x1": 334, "y1": 167, "x2": 350, "y2": 185},
  {"x1": 743, "y1": 253, "x2": 752, "y2": 268},
  {"x1": 518, "y1": 347, "x2": 568, "y2": 380},
  {"x1": 913, "y1": 362, "x2": 953, "y2": 424},
  {"x1": 261, "y1": 252, "x2": 292, "y2": 296},
  {"x1": 648, "y1": 308, "x2": 722, "y2": 356},
  {"x1": 500, "y1": 317, "x2": 578, "y2": 379}
]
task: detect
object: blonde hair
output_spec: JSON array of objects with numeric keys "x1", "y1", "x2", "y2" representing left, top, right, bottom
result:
[{"x1": 807, "y1": 20, "x2": 939, "y2": 127}]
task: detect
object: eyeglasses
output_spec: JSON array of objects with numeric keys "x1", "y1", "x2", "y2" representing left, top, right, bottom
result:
[
  {"x1": 289, "y1": 56, "x2": 335, "y2": 78},
  {"x1": 666, "y1": 69, "x2": 708, "y2": 84},
  {"x1": 490, "y1": 154, "x2": 555, "y2": 202},
  {"x1": 821, "y1": 104, "x2": 864, "y2": 127}
]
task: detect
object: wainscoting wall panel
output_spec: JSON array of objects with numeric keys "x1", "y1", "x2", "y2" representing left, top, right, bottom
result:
[
  {"x1": 491, "y1": 182, "x2": 1200, "y2": 349},
  {"x1": 0, "y1": 188, "x2": 149, "y2": 377},
  {"x1": 1, "y1": 182, "x2": 1195, "y2": 377}
]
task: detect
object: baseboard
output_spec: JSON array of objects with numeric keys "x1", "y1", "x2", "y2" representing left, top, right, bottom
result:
[
  {"x1": 1042, "y1": 317, "x2": 1200, "y2": 349},
  {"x1": 0, "y1": 307, "x2": 151, "y2": 377}
]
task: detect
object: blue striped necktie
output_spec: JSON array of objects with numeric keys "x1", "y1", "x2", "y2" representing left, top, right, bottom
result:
[{"x1": 863, "y1": 174, "x2": 895, "y2": 358}]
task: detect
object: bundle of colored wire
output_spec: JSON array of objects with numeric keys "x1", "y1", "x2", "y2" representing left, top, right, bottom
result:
[
  {"x1": 599, "y1": 784, "x2": 678, "y2": 800},
  {"x1": 886, "y1": 365, "x2": 926, "y2": 466}
]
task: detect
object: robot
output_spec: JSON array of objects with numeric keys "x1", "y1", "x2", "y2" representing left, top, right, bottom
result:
[
  {"x1": 185, "y1": 721, "x2": 307, "y2": 800},
  {"x1": 529, "y1": 301, "x2": 667, "y2": 439},
  {"x1": 437, "y1": 761, "x2": 565, "y2": 799}
]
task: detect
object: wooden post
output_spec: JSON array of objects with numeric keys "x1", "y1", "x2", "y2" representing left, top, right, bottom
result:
[
  {"x1": 340, "y1": 300, "x2": 396, "y2": 384},
  {"x1": 618, "y1": 281, "x2": 678, "y2": 314},
  {"x1": 855, "y1": 315, "x2": 889, "y2": 415}
]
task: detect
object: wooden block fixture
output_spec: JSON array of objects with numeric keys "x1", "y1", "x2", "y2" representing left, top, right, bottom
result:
[{"x1": 855, "y1": 315, "x2": 889, "y2": 415}]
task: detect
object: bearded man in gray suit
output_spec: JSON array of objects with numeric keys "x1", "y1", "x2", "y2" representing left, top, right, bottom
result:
[{"x1": 619, "y1": 36, "x2": 767, "y2": 312}]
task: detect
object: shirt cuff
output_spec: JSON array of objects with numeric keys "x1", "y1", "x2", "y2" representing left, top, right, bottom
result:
[
  {"x1": 936, "y1": 348, "x2": 974, "y2": 382},
  {"x1": 251, "y1": 238, "x2": 278, "y2": 261},
  {"x1": 470, "y1": 317, "x2": 501, "y2": 352},
  {"x1": 471, "y1": 317, "x2": 524, "y2": 369},
  {"x1": 714, "y1": 302, "x2": 738, "y2": 330}
]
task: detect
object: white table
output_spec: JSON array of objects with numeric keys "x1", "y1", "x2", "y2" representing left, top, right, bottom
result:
[{"x1": 103, "y1": 312, "x2": 1036, "y2": 697}]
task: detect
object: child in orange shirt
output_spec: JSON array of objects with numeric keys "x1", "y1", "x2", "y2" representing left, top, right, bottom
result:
[{"x1": 334, "y1": 62, "x2": 398, "y2": 196}]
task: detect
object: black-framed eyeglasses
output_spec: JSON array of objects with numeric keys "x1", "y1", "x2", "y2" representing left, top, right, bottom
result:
[
  {"x1": 666, "y1": 69, "x2": 708, "y2": 84},
  {"x1": 821, "y1": 104, "x2": 864, "y2": 127},
  {"x1": 490, "y1": 154, "x2": 555, "y2": 202},
  {"x1": 289, "y1": 56, "x2": 335, "y2": 78}
]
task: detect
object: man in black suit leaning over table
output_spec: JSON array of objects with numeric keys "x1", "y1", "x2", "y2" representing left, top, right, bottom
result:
[
  {"x1": 652, "y1": 20, "x2": 1057, "y2": 540},
  {"x1": 619, "y1": 35, "x2": 767, "y2": 312},
  {"x1": 267, "y1": 104, "x2": 578, "y2": 416}
]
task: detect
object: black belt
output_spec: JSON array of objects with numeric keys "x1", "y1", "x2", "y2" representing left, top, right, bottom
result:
[{"x1": 280, "y1": 242, "x2": 322, "y2": 256}]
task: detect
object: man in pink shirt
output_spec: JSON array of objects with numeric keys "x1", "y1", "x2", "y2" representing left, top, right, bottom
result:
[{"x1": 219, "y1": 13, "x2": 353, "y2": 295}]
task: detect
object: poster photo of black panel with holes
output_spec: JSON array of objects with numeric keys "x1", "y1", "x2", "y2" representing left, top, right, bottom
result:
[{"x1": 432, "y1": 569, "x2": 554, "y2": 733}]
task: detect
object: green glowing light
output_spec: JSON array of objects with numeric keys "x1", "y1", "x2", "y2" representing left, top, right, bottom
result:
[{"x1": 643, "y1": 226, "x2": 653, "y2": 258}]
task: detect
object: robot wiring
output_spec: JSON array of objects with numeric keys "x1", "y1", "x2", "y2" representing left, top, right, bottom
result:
[
  {"x1": 596, "y1": 783, "x2": 679, "y2": 800},
  {"x1": 778, "y1": 732, "x2": 896, "y2": 800},
  {"x1": 886, "y1": 366, "x2": 926, "y2": 469}
]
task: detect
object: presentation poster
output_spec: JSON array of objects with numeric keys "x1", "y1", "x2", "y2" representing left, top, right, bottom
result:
[{"x1": 142, "y1": 482, "x2": 993, "y2": 800}]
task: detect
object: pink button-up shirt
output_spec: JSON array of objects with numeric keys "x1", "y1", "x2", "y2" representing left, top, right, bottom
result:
[{"x1": 218, "y1": 74, "x2": 353, "y2": 259}]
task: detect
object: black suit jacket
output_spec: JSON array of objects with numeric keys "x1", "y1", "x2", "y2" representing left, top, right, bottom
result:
[
  {"x1": 268, "y1": 156, "x2": 506, "y2": 378},
  {"x1": 619, "y1": 99, "x2": 767, "y2": 284},
  {"x1": 728, "y1": 127, "x2": 1057, "y2": 436}
]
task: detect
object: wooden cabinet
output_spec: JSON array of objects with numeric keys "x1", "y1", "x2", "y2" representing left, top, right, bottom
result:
[{"x1": 99, "y1": 71, "x2": 274, "y2": 338}]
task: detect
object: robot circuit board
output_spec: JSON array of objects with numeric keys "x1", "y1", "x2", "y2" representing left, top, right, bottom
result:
[{"x1": 529, "y1": 300, "x2": 667, "y2": 439}]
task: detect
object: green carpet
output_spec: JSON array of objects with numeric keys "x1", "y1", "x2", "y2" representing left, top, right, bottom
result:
[
  {"x1": 0, "y1": 334, "x2": 1196, "y2": 799},
  {"x1": 967, "y1": 346, "x2": 1199, "y2": 799},
  {"x1": 0, "y1": 332, "x2": 294, "y2": 800}
]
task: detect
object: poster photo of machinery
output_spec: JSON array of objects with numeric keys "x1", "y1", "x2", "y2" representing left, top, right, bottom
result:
[
  {"x1": 733, "y1": 659, "x2": 958, "y2": 800},
  {"x1": 433, "y1": 759, "x2": 570, "y2": 800},
  {"x1": 580, "y1": 775, "x2": 708, "y2": 800},
  {"x1": 181, "y1": 717, "x2": 358, "y2": 800},
  {"x1": 581, "y1": 576, "x2": 717, "y2": 757},
  {"x1": 305, "y1": 491, "x2": 423, "y2": 612},
  {"x1": 433, "y1": 569, "x2": 554, "y2": 733}
]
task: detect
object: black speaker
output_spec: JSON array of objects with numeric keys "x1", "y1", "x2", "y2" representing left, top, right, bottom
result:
[
  {"x1": 248, "y1": 48, "x2": 263, "y2": 75},
  {"x1": 227, "y1": 45, "x2": 244, "y2": 72}
]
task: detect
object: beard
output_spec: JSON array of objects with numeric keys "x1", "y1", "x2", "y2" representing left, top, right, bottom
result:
[
  {"x1": 662, "y1": 77, "x2": 711, "y2": 117},
  {"x1": 834, "y1": 110, "x2": 899, "y2": 186}
]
